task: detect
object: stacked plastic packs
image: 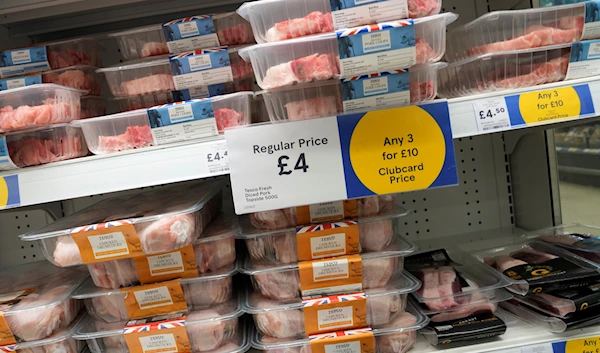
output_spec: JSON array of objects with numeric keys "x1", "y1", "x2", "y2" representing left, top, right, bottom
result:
[
  {"x1": 438, "y1": 2, "x2": 600, "y2": 98},
  {"x1": 473, "y1": 238, "x2": 600, "y2": 333},
  {"x1": 238, "y1": 196, "x2": 429, "y2": 353},
  {"x1": 237, "y1": 0, "x2": 456, "y2": 122},
  {"x1": 404, "y1": 249, "x2": 515, "y2": 346}
]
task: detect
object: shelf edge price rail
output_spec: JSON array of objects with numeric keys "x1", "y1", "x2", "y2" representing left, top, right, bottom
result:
[{"x1": 225, "y1": 101, "x2": 458, "y2": 214}]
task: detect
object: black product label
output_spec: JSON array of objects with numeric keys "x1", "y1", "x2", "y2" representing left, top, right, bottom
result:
[
  {"x1": 503, "y1": 257, "x2": 599, "y2": 288},
  {"x1": 529, "y1": 277, "x2": 600, "y2": 295},
  {"x1": 551, "y1": 282, "x2": 600, "y2": 312},
  {"x1": 518, "y1": 298, "x2": 600, "y2": 330},
  {"x1": 429, "y1": 313, "x2": 506, "y2": 345}
]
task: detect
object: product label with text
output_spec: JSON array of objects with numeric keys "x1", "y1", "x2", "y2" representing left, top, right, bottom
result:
[
  {"x1": 583, "y1": 1, "x2": 600, "y2": 40},
  {"x1": 169, "y1": 48, "x2": 233, "y2": 90},
  {"x1": 341, "y1": 71, "x2": 411, "y2": 113},
  {"x1": 309, "y1": 328, "x2": 375, "y2": 353},
  {"x1": 0, "y1": 47, "x2": 50, "y2": 78},
  {"x1": 331, "y1": 0, "x2": 409, "y2": 29},
  {"x1": 163, "y1": 16, "x2": 220, "y2": 54},
  {"x1": 296, "y1": 221, "x2": 360, "y2": 261},
  {"x1": 302, "y1": 293, "x2": 368, "y2": 335},
  {"x1": 134, "y1": 246, "x2": 199, "y2": 284},
  {"x1": 123, "y1": 317, "x2": 190, "y2": 353},
  {"x1": 296, "y1": 200, "x2": 358, "y2": 225},
  {"x1": 299, "y1": 255, "x2": 363, "y2": 297},
  {"x1": 0, "y1": 75, "x2": 41, "y2": 91},
  {"x1": 70, "y1": 222, "x2": 144, "y2": 263},
  {"x1": 147, "y1": 99, "x2": 218, "y2": 145},
  {"x1": 121, "y1": 280, "x2": 188, "y2": 319}
]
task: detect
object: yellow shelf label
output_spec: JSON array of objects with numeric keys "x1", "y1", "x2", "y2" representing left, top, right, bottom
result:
[{"x1": 519, "y1": 87, "x2": 582, "y2": 124}]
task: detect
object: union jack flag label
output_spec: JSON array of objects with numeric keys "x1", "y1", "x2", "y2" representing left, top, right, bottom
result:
[
  {"x1": 295, "y1": 221, "x2": 360, "y2": 261},
  {"x1": 330, "y1": 0, "x2": 409, "y2": 30},
  {"x1": 296, "y1": 200, "x2": 358, "y2": 225},
  {"x1": 308, "y1": 327, "x2": 375, "y2": 353},
  {"x1": 122, "y1": 317, "x2": 191, "y2": 353},
  {"x1": 302, "y1": 293, "x2": 368, "y2": 335},
  {"x1": 163, "y1": 15, "x2": 219, "y2": 54},
  {"x1": 0, "y1": 343, "x2": 15, "y2": 352}
]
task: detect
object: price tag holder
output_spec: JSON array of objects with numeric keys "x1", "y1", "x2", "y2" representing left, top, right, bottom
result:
[
  {"x1": 225, "y1": 101, "x2": 457, "y2": 214},
  {"x1": 554, "y1": 336, "x2": 600, "y2": 353},
  {"x1": 0, "y1": 75, "x2": 41, "y2": 91},
  {"x1": 472, "y1": 97, "x2": 511, "y2": 133},
  {"x1": 201, "y1": 140, "x2": 230, "y2": 175},
  {"x1": 0, "y1": 175, "x2": 20, "y2": 209}
]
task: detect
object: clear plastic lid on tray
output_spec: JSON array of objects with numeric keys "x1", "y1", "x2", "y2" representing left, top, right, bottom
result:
[
  {"x1": 73, "y1": 298, "x2": 244, "y2": 353},
  {"x1": 243, "y1": 272, "x2": 421, "y2": 338},
  {"x1": 42, "y1": 65, "x2": 104, "y2": 96},
  {"x1": 239, "y1": 208, "x2": 415, "y2": 264},
  {"x1": 528, "y1": 223, "x2": 600, "y2": 253},
  {"x1": 473, "y1": 240, "x2": 600, "y2": 296},
  {"x1": 3, "y1": 123, "x2": 89, "y2": 168},
  {"x1": 81, "y1": 96, "x2": 108, "y2": 119},
  {"x1": 213, "y1": 12, "x2": 255, "y2": 46},
  {"x1": 437, "y1": 44, "x2": 571, "y2": 98},
  {"x1": 20, "y1": 179, "x2": 225, "y2": 266},
  {"x1": 417, "y1": 288, "x2": 514, "y2": 320},
  {"x1": 445, "y1": 3, "x2": 586, "y2": 62},
  {"x1": 109, "y1": 25, "x2": 168, "y2": 61},
  {"x1": 44, "y1": 37, "x2": 104, "y2": 69},
  {"x1": 406, "y1": 248, "x2": 512, "y2": 311},
  {"x1": 260, "y1": 63, "x2": 446, "y2": 121},
  {"x1": 237, "y1": 0, "x2": 442, "y2": 44},
  {"x1": 251, "y1": 302, "x2": 428, "y2": 353},
  {"x1": 238, "y1": 13, "x2": 457, "y2": 90},
  {"x1": 13, "y1": 313, "x2": 87, "y2": 353},
  {"x1": 0, "y1": 84, "x2": 84, "y2": 132}
]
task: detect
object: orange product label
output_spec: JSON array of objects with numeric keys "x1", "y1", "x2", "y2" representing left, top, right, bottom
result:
[
  {"x1": 296, "y1": 200, "x2": 359, "y2": 225},
  {"x1": 135, "y1": 246, "x2": 199, "y2": 285},
  {"x1": 296, "y1": 221, "x2": 360, "y2": 261},
  {"x1": 123, "y1": 316, "x2": 191, "y2": 353},
  {"x1": 302, "y1": 293, "x2": 368, "y2": 335},
  {"x1": 299, "y1": 255, "x2": 363, "y2": 298},
  {"x1": 309, "y1": 328, "x2": 375, "y2": 353},
  {"x1": 0, "y1": 312, "x2": 16, "y2": 347},
  {"x1": 70, "y1": 222, "x2": 144, "y2": 264},
  {"x1": 0, "y1": 288, "x2": 37, "y2": 346},
  {"x1": 121, "y1": 280, "x2": 188, "y2": 320}
]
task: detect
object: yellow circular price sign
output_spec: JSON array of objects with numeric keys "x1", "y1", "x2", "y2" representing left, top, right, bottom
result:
[
  {"x1": 0, "y1": 177, "x2": 8, "y2": 207},
  {"x1": 519, "y1": 87, "x2": 581, "y2": 124},
  {"x1": 349, "y1": 106, "x2": 446, "y2": 194}
]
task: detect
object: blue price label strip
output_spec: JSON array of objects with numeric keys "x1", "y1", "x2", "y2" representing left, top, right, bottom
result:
[
  {"x1": 225, "y1": 101, "x2": 458, "y2": 214},
  {"x1": 0, "y1": 175, "x2": 20, "y2": 209}
]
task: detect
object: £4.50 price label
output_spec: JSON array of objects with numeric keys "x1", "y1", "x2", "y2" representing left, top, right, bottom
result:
[
  {"x1": 225, "y1": 101, "x2": 457, "y2": 214},
  {"x1": 200, "y1": 141, "x2": 229, "y2": 175}
]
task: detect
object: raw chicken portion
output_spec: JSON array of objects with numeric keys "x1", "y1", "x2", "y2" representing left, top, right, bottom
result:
[
  {"x1": 266, "y1": 12, "x2": 334, "y2": 42},
  {"x1": 187, "y1": 309, "x2": 230, "y2": 352},
  {"x1": 87, "y1": 259, "x2": 139, "y2": 289},
  {"x1": 140, "y1": 42, "x2": 169, "y2": 58},
  {"x1": 17, "y1": 333, "x2": 83, "y2": 353},
  {"x1": 97, "y1": 125, "x2": 154, "y2": 153},
  {"x1": 42, "y1": 69, "x2": 101, "y2": 96},
  {"x1": 7, "y1": 135, "x2": 85, "y2": 167},
  {"x1": 195, "y1": 236, "x2": 236, "y2": 274},
  {"x1": 94, "y1": 320, "x2": 127, "y2": 349},
  {"x1": 218, "y1": 23, "x2": 254, "y2": 45},
  {"x1": 53, "y1": 236, "x2": 83, "y2": 267},
  {"x1": 211, "y1": 342, "x2": 241, "y2": 353},
  {"x1": 137, "y1": 213, "x2": 196, "y2": 253},
  {"x1": 415, "y1": 267, "x2": 462, "y2": 311},
  {"x1": 377, "y1": 312, "x2": 417, "y2": 353},
  {"x1": 409, "y1": 0, "x2": 440, "y2": 18},
  {"x1": 90, "y1": 295, "x2": 129, "y2": 322},
  {"x1": 48, "y1": 49, "x2": 97, "y2": 69},
  {"x1": 121, "y1": 74, "x2": 175, "y2": 96},
  {"x1": 0, "y1": 101, "x2": 77, "y2": 132},
  {"x1": 215, "y1": 108, "x2": 242, "y2": 132}
]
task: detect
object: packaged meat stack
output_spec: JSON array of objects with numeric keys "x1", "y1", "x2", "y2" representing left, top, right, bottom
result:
[
  {"x1": 0, "y1": 84, "x2": 84, "y2": 132},
  {"x1": 19, "y1": 179, "x2": 225, "y2": 270},
  {"x1": 237, "y1": 0, "x2": 442, "y2": 44},
  {"x1": 0, "y1": 261, "x2": 88, "y2": 343},
  {"x1": 9, "y1": 313, "x2": 87, "y2": 353},
  {"x1": 259, "y1": 63, "x2": 446, "y2": 121},
  {"x1": 81, "y1": 212, "x2": 240, "y2": 289},
  {"x1": 44, "y1": 38, "x2": 104, "y2": 70},
  {"x1": 80, "y1": 97, "x2": 107, "y2": 119},
  {"x1": 250, "y1": 302, "x2": 429, "y2": 353},
  {"x1": 73, "y1": 263, "x2": 238, "y2": 322},
  {"x1": 534, "y1": 224, "x2": 600, "y2": 265},
  {"x1": 41, "y1": 66, "x2": 105, "y2": 97},
  {"x1": 73, "y1": 299, "x2": 247, "y2": 353},
  {"x1": 238, "y1": 13, "x2": 457, "y2": 89},
  {"x1": 474, "y1": 240, "x2": 600, "y2": 296},
  {"x1": 109, "y1": 12, "x2": 254, "y2": 61},
  {"x1": 73, "y1": 92, "x2": 253, "y2": 155},
  {"x1": 1, "y1": 124, "x2": 89, "y2": 168}
]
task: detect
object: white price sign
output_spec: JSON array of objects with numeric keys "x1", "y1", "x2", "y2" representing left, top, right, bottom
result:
[
  {"x1": 494, "y1": 343, "x2": 554, "y2": 353},
  {"x1": 472, "y1": 97, "x2": 511, "y2": 133},
  {"x1": 201, "y1": 140, "x2": 230, "y2": 175}
]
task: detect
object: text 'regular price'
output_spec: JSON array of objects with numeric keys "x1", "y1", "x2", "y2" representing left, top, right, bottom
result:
[{"x1": 253, "y1": 137, "x2": 327, "y2": 175}]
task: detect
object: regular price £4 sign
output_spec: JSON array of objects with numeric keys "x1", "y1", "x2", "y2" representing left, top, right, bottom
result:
[{"x1": 225, "y1": 102, "x2": 458, "y2": 214}]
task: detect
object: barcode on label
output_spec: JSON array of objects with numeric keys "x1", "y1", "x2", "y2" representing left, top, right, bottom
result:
[
  {"x1": 434, "y1": 325, "x2": 453, "y2": 331},
  {"x1": 483, "y1": 124, "x2": 510, "y2": 131},
  {"x1": 209, "y1": 167, "x2": 229, "y2": 173}
]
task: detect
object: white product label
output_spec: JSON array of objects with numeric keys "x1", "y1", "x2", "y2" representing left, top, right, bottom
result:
[
  {"x1": 363, "y1": 77, "x2": 389, "y2": 95},
  {"x1": 133, "y1": 286, "x2": 174, "y2": 310},
  {"x1": 147, "y1": 252, "x2": 185, "y2": 276},
  {"x1": 313, "y1": 258, "x2": 350, "y2": 282},
  {"x1": 0, "y1": 289, "x2": 27, "y2": 303},
  {"x1": 339, "y1": 47, "x2": 416, "y2": 79},
  {"x1": 342, "y1": 91, "x2": 410, "y2": 113},
  {"x1": 151, "y1": 118, "x2": 218, "y2": 145},
  {"x1": 566, "y1": 41, "x2": 600, "y2": 80},
  {"x1": 472, "y1": 98, "x2": 511, "y2": 133},
  {"x1": 331, "y1": 0, "x2": 409, "y2": 30},
  {"x1": 138, "y1": 334, "x2": 178, "y2": 353},
  {"x1": 168, "y1": 105, "x2": 194, "y2": 124},
  {"x1": 178, "y1": 22, "x2": 200, "y2": 38},
  {"x1": 87, "y1": 232, "x2": 130, "y2": 259},
  {"x1": 188, "y1": 85, "x2": 210, "y2": 99},
  {"x1": 166, "y1": 35, "x2": 220, "y2": 55},
  {"x1": 11, "y1": 50, "x2": 31, "y2": 65},
  {"x1": 203, "y1": 141, "x2": 230, "y2": 175},
  {"x1": 189, "y1": 54, "x2": 212, "y2": 71},
  {"x1": 172, "y1": 66, "x2": 233, "y2": 90},
  {"x1": 6, "y1": 78, "x2": 25, "y2": 90},
  {"x1": 310, "y1": 233, "x2": 347, "y2": 259},
  {"x1": 362, "y1": 32, "x2": 391, "y2": 53},
  {"x1": 309, "y1": 201, "x2": 345, "y2": 222},
  {"x1": 584, "y1": 23, "x2": 600, "y2": 41},
  {"x1": 318, "y1": 306, "x2": 354, "y2": 331},
  {"x1": 0, "y1": 136, "x2": 18, "y2": 171},
  {"x1": 324, "y1": 340, "x2": 361, "y2": 353}
]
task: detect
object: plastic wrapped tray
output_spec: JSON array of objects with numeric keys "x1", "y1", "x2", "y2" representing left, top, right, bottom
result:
[
  {"x1": 83, "y1": 212, "x2": 240, "y2": 289},
  {"x1": 213, "y1": 12, "x2": 256, "y2": 46},
  {"x1": 3, "y1": 124, "x2": 89, "y2": 168},
  {"x1": 530, "y1": 223, "x2": 600, "y2": 253},
  {"x1": 239, "y1": 209, "x2": 414, "y2": 264},
  {"x1": 74, "y1": 92, "x2": 253, "y2": 155},
  {"x1": 0, "y1": 84, "x2": 83, "y2": 132},
  {"x1": 243, "y1": 271, "x2": 420, "y2": 338},
  {"x1": 80, "y1": 97, "x2": 107, "y2": 119},
  {"x1": 73, "y1": 299, "x2": 244, "y2": 353},
  {"x1": 437, "y1": 44, "x2": 571, "y2": 98},
  {"x1": 44, "y1": 38, "x2": 103, "y2": 69},
  {"x1": 20, "y1": 179, "x2": 225, "y2": 267},
  {"x1": 42, "y1": 65, "x2": 104, "y2": 96},
  {"x1": 237, "y1": 0, "x2": 442, "y2": 43},
  {"x1": 238, "y1": 13, "x2": 457, "y2": 89},
  {"x1": 0, "y1": 261, "x2": 88, "y2": 342},
  {"x1": 446, "y1": 3, "x2": 586, "y2": 62},
  {"x1": 74, "y1": 263, "x2": 238, "y2": 322},
  {"x1": 241, "y1": 247, "x2": 410, "y2": 300},
  {"x1": 251, "y1": 302, "x2": 428, "y2": 353},
  {"x1": 261, "y1": 63, "x2": 446, "y2": 121},
  {"x1": 473, "y1": 240, "x2": 600, "y2": 296},
  {"x1": 12, "y1": 314, "x2": 87, "y2": 353}
]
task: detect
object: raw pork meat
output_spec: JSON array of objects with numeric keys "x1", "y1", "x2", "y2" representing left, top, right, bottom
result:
[
  {"x1": 510, "y1": 248, "x2": 559, "y2": 264},
  {"x1": 121, "y1": 74, "x2": 175, "y2": 96},
  {"x1": 409, "y1": 0, "x2": 440, "y2": 18},
  {"x1": 7, "y1": 135, "x2": 85, "y2": 167},
  {"x1": 376, "y1": 312, "x2": 418, "y2": 353},
  {"x1": 539, "y1": 233, "x2": 591, "y2": 246},
  {"x1": 231, "y1": 58, "x2": 254, "y2": 80},
  {"x1": 87, "y1": 259, "x2": 139, "y2": 289},
  {"x1": 410, "y1": 81, "x2": 436, "y2": 103},
  {"x1": 137, "y1": 213, "x2": 196, "y2": 253},
  {"x1": 484, "y1": 255, "x2": 526, "y2": 273},
  {"x1": 42, "y1": 69, "x2": 101, "y2": 96},
  {"x1": 0, "y1": 101, "x2": 77, "y2": 132},
  {"x1": 534, "y1": 293, "x2": 576, "y2": 316},
  {"x1": 415, "y1": 267, "x2": 462, "y2": 311},
  {"x1": 415, "y1": 37, "x2": 437, "y2": 63},
  {"x1": 97, "y1": 125, "x2": 154, "y2": 153},
  {"x1": 215, "y1": 108, "x2": 242, "y2": 132},
  {"x1": 490, "y1": 55, "x2": 569, "y2": 90},
  {"x1": 218, "y1": 24, "x2": 254, "y2": 45},
  {"x1": 48, "y1": 49, "x2": 97, "y2": 69},
  {"x1": 285, "y1": 96, "x2": 342, "y2": 121},
  {"x1": 140, "y1": 42, "x2": 169, "y2": 58},
  {"x1": 267, "y1": 12, "x2": 334, "y2": 42},
  {"x1": 430, "y1": 298, "x2": 496, "y2": 322},
  {"x1": 187, "y1": 309, "x2": 230, "y2": 352}
]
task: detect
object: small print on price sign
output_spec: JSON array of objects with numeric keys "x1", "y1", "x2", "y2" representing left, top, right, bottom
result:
[
  {"x1": 224, "y1": 101, "x2": 458, "y2": 214},
  {"x1": 472, "y1": 98, "x2": 511, "y2": 133},
  {"x1": 201, "y1": 141, "x2": 229, "y2": 175}
]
